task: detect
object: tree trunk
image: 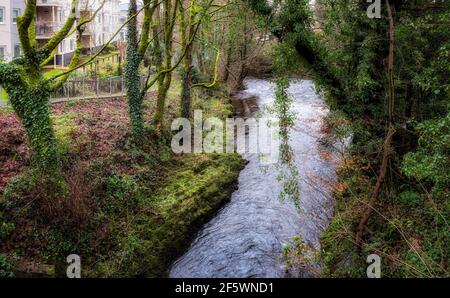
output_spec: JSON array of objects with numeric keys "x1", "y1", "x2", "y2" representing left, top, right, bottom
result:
[
  {"x1": 125, "y1": 0, "x2": 144, "y2": 144},
  {"x1": 22, "y1": 95, "x2": 59, "y2": 173},
  {"x1": 181, "y1": 67, "x2": 192, "y2": 118},
  {"x1": 179, "y1": 0, "x2": 194, "y2": 119},
  {"x1": 154, "y1": 0, "x2": 178, "y2": 129},
  {"x1": 356, "y1": 0, "x2": 396, "y2": 247},
  {"x1": 222, "y1": 43, "x2": 232, "y2": 82}
]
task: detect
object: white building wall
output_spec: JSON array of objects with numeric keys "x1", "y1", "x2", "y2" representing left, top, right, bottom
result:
[
  {"x1": 1, "y1": 0, "x2": 123, "y2": 66},
  {"x1": 82, "y1": 0, "x2": 122, "y2": 50},
  {"x1": 0, "y1": 0, "x2": 26, "y2": 62}
]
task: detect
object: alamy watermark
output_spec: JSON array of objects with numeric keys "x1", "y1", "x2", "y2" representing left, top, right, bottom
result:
[
  {"x1": 367, "y1": 0, "x2": 382, "y2": 19},
  {"x1": 367, "y1": 254, "x2": 381, "y2": 278},
  {"x1": 66, "y1": 254, "x2": 81, "y2": 278},
  {"x1": 171, "y1": 110, "x2": 281, "y2": 165}
]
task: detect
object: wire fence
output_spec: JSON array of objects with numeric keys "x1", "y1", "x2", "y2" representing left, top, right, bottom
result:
[{"x1": 0, "y1": 75, "x2": 148, "y2": 108}]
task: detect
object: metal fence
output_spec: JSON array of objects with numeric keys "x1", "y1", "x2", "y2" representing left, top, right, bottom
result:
[
  {"x1": 51, "y1": 75, "x2": 149, "y2": 101},
  {"x1": 0, "y1": 75, "x2": 148, "y2": 108}
]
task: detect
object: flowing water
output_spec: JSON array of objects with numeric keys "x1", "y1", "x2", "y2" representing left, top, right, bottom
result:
[{"x1": 170, "y1": 78, "x2": 340, "y2": 278}]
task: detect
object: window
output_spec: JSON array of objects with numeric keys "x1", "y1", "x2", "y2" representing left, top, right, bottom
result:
[
  {"x1": 69, "y1": 40, "x2": 74, "y2": 51},
  {"x1": 0, "y1": 7, "x2": 5, "y2": 24},
  {"x1": 59, "y1": 40, "x2": 65, "y2": 52},
  {"x1": 13, "y1": 8, "x2": 20, "y2": 24},
  {"x1": 14, "y1": 44, "x2": 20, "y2": 58},
  {"x1": 0, "y1": 46, "x2": 6, "y2": 61}
]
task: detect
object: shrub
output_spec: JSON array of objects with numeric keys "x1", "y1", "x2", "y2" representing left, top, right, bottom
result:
[{"x1": 0, "y1": 255, "x2": 14, "y2": 277}]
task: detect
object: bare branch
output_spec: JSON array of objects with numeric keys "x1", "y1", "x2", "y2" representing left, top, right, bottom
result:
[{"x1": 192, "y1": 47, "x2": 220, "y2": 88}]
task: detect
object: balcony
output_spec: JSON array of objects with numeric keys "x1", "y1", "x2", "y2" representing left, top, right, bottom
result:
[
  {"x1": 79, "y1": 0, "x2": 95, "y2": 8},
  {"x1": 37, "y1": 0, "x2": 63, "y2": 6},
  {"x1": 81, "y1": 25, "x2": 93, "y2": 36},
  {"x1": 35, "y1": 22, "x2": 61, "y2": 39}
]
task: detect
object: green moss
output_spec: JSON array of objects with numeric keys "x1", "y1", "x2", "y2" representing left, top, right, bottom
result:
[
  {"x1": 0, "y1": 255, "x2": 14, "y2": 277},
  {"x1": 43, "y1": 69, "x2": 64, "y2": 79},
  {"x1": 0, "y1": 212, "x2": 15, "y2": 242},
  {"x1": 92, "y1": 153, "x2": 246, "y2": 277},
  {"x1": 51, "y1": 112, "x2": 77, "y2": 161},
  {"x1": 1, "y1": 87, "x2": 8, "y2": 101}
]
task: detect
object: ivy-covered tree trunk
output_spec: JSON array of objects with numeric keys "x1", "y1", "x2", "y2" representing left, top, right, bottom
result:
[
  {"x1": 0, "y1": 65, "x2": 59, "y2": 174},
  {"x1": 15, "y1": 90, "x2": 58, "y2": 172},
  {"x1": 125, "y1": 0, "x2": 144, "y2": 144},
  {"x1": 0, "y1": 0, "x2": 84, "y2": 176}
]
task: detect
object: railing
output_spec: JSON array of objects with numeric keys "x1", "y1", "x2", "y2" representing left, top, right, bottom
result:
[
  {"x1": 37, "y1": 0, "x2": 63, "y2": 6},
  {"x1": 1, "y1": 76, "x2": 148, "y2": 108},
  {"x1": 51, "y1": 75, "x2": 147, "y2": 102},
  {"x1": 79, "y1": 0, "x2": 93, "y2": 7},
  {"x1": 35, "y1": 22, "x2": 61, "y2": 38}
]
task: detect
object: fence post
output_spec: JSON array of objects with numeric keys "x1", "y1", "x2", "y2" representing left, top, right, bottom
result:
[
  {"x1": 0, "y1": 84, "x2": 3, "y2": 108},
  {"x1": 110, "y1": 77, "x2": 112, "y2": 95},
  {"x1": 96, "y1": 77, "x2": 99, "y2": 99},
  {"x1": 121, "y1": 76, "x2": 124, "y2": 96}
]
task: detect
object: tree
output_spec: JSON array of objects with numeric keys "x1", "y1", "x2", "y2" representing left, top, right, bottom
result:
[
  {"x1": 178, "y1": 0, "x2": 225, "y2": 118},
  {"x1": 179, "y1": 0, "x2": 197, "y2": 118},
  {"x1": 132, "y1": 0, "x2": 219, "y2": 128},
  {"x1": 0, "y1": 0, "x2": 86, "y2": 175},
  {"x1": 152, "y1": 0, "x2": 180, "y2": 128},
  {"x1": 245, "y1": 0, "x2": 344, "y2": 101},
  {"x1": 125, "y1": 0, "x2": 158, "y2": 144}
]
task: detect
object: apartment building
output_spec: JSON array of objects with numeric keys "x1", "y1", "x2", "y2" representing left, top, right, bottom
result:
[
  {"x1": 0, "y1": 0, "x2": 122, "y2": 67},
  {"x1": 0, "y1": 0, "x2": 26, "y2": 61},
  {"x1": 80, "y1": 0, "x2": 122, "y2": 53}
]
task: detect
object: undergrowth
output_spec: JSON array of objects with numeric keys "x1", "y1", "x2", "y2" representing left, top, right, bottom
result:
[{"x1": 320, "y1": 110, "x2": 449, "y2": 278}]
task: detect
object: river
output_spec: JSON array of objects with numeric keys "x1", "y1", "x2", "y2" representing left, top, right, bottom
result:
[{"x1": 170, "y1": 78, "x2": 339, "y2": 278}]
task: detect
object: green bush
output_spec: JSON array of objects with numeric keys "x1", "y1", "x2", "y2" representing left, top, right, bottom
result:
[
  {"x1": 0, "y1": 212, "x2": 15, "y2": 242},
  {"x1": 0, "y1": 255, "x2": 14, "y2": 277},
  {"x1": 51, "y1": 113, "x2": 77, "y2": 162},
  {"x1": 402, "y1": 112, "x2": 450, "y2": 196},
  {"x1": 105, "y1": 175, "x2": 145, "y2": 214}
]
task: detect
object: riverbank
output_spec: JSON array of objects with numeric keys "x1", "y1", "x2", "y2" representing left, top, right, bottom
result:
[
  {"x1": 0, "y1": 80, "x2": 246, "y2": 277},
  {"x1": 319, "y1": 108, "x2": 449, "y2": 278}
]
